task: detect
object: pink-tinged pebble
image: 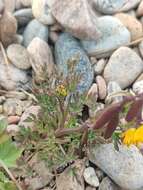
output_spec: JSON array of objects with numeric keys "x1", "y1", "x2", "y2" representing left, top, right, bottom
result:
[
  {"x1": 8, "y1": 115, "x2": 20, "y2": 124},
  {"x1": 96, "y1": 75, "x2": 107, "y2": 100}
]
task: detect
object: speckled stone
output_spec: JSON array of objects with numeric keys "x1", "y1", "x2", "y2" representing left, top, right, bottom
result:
[
  {"x1": 104, "y1": 47, "x2": 143, "y2": 89},
  {"x1": 81, "y1": 16, "x2": 131, "y2": 58},
  {"x1": 55, "y1": 33, "x2": 94, "y2": 93},
  {"x1": 92, "y1": 0, "x2": 140, "y2": 14},
  {"x1": 23, "y1": 19, "x2": 49, "y2": 47}
]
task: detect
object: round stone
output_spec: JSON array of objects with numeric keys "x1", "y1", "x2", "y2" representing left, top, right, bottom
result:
[
  {"x1": 103, "y1": 47, "x2": 143, "y2": 89},
  {"x1": 7, "y1": 44, "x2": 32, "y2": 69}
]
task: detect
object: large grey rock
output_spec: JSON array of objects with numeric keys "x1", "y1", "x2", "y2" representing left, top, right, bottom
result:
[
  {"x1": 92, "y1": 0, "x2": 140, "y2": 14},
  {"x1": 55, "y1": 33, "x2": 94, "y2": 93},
  {"x1": 23, "y1": 19, "x2": 48, "y2": 47},
  {"x1": 51, "y1": 0, "x2": 100, "y2": 40},
  {"x1": 103, "y1": 47, "x2": 143, "y2": 89},
  {"x1": 89, "y1": 143, "x2": 143, "y2": 190},
  {"x1": 81, "y1": 16, "x2": 131, "y2": 58}
]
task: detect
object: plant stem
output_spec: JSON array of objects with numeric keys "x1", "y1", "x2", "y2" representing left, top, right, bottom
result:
[{"x1": 0, "y1": 159, "x2": 23, "y2": 190}]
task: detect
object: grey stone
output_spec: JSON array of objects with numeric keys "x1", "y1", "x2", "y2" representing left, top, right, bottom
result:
[
  {"x1": 89, "y1": 143, "x2": 143, "y2": 190},
  {"x1": 23, "y1": 19, "x2": 49, "y2": 47},
  {"x1": 99, "y1": 177, "x2": 120, "y2": 190},
  {"x1": 92, "y1": 0, "x2": 140, "y2": 14},
  {"x1": 14, "y1": 8, "x2": 33, "y2": 26},
  {"x1": 103, "y1": 47, "x2": 143, "y2": 89},
  {"x1": 81, "y1": 16, "x2": 131, "y2": 58},
  {"x1": 0, "y1": 63, "x2": 31, "y2": 91},
  {"x1": 3, "y1": 98, "x2": 23, "y2": 116},
  {"x1": 94, "y1": 59, "x2": 106, "y2": 75},
  {"x1": 84, "y1": 167, "x2": 99, "y2": 187},
  {"x1": 55, "y1": 33, "x2": 94, "y2": 94},
  {"x1": 7, "y1": 44, "x2": 32, "y2": 70}
]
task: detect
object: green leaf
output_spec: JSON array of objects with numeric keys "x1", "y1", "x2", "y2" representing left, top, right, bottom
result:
[
  {"x1": 0, "y1": 140, "x2": 23, "y2": 168},
  {"x1": 0, "y1": 181, "x2": 17, "y2": 190},
  {"x1": 0, "y1": 120, "x2": 7, "y2": 135}
]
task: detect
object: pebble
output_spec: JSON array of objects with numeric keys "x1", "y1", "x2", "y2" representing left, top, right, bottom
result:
[
  {"x1": 115, "y1": 13, "x2": 143, "y2": 41},
  {"x1": 14, "y1": 8, "x2": 33, "y2": 26},
  {"x1": 3, "y1": 98, "x2": 23, "y2": 116},
  {"x1": 7, "y1": 115, "x2": 20, "y2": 124},
  {"x1": 51, "y1": 0, "x2": 101, "y2": 40},
  {"x1": 55, "y1": 33, "x2": 94, "y2": 94},
  {"x1": 81, "y1": 16, "x2": 131, "y2": 58},
  {"x1": 0, "y1": 11, "x2": 17, "y2": 47},
  {"x1": 23, "y1": 19, "x2": 49, "y2": 47},
  {"x1": 99, "y1": 177, "x2": 120, "y2": 190},
  {"x1": 27, "y1": 37, "x2": 55, "y2": 83},
  {"x1": 89, "y1": 143, "x2": 143, "y2": 190},
  {"x1": 7, "y1": 44, "x2": 32, "y2": 69},
  {"x1": 0, "y1": 62, "x2": 31, "y2": 91},
  {"x1": 96, "y1": 76, "x2": 107, "y2": 100},
  {"x1": 83, "y1": 167, "x2": 99, "y2": 187},
  {"x1": 103, "y1": 47, "x2": 143, "y2": 89},
  {"x1": 7, "y1": 124, "x2": 20, "y2": 133},
  {"x1": 133, "y1": 80, "x2": 143, "y2": 94},
  {"x1": 32, "y1": 0, "x2": 56, "y2": 25},
  {"x1": 106, "y1": 81, "x2": 123, "y2": 104},
  {"x1": 94, "y1": 59, "x2": 107, "y2": 75},
  {"x1": 92, "y1": 0, "x2": 140, "y2": 14},
  {"x1": 92, "y1": 0, "x2": 125, "y2": 14}
]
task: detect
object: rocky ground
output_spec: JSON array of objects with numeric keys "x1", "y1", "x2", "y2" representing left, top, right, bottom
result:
[{"x1": 1, "y1": 0, "x2": 143, "y2": 190}]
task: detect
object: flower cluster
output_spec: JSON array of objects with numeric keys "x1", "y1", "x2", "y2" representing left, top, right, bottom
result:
[
  {"x1": 122, "y1": 125, "x2": 143, "y2": 146},
  {"x1": 56, "y1": 85, "x2": 67, "y2": 97}
]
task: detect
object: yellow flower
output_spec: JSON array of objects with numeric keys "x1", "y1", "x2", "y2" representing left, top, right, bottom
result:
[
  {"x1": 122, "y1": 128, "x2": 136, "y2": 146},
  {"x1": 122, "y1": 125, "x2": 143, "y2": 146},
  {"x1": 56, "y1": 85, "x2": 67, "y2": 97}
]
